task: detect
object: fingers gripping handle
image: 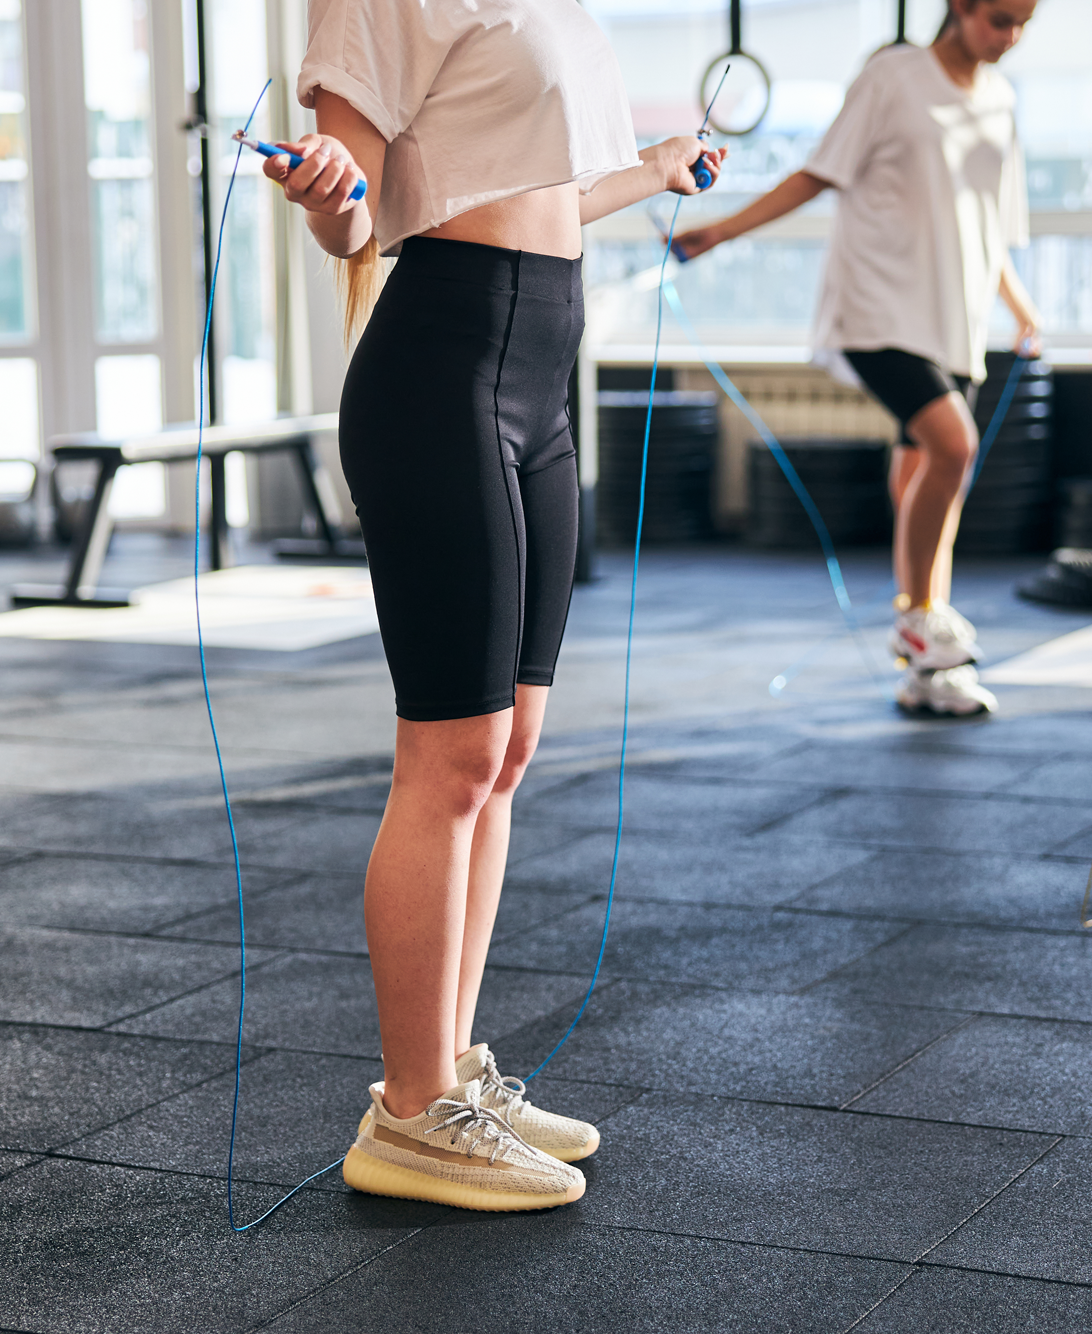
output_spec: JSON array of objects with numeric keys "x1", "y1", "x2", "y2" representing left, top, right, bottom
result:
[
  {"x1": 690, "y1": 156, "x2": 713, "y2": 191},
  {"x1": 235, "y1": 134, "x2": 367, "y2": 202}
]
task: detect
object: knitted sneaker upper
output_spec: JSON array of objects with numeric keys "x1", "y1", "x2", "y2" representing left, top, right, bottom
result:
[
  {"x1": 455, "y1": 1044, "x2": 597, "y2": 1159},
  {"x1": 357, "y1": 1078, "x2": 582, "y2": 1197}
]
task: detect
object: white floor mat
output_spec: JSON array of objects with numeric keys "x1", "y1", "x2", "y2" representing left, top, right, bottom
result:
[
  {"x1": 981, "y1": 623, "x2": 1092, "y2": 688},
  {"x1": 0, "y1": 565, "x2": 380, "y2": 651}
]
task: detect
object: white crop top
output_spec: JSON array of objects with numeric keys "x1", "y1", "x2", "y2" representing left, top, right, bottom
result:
[{"x1": 298, "y1": 0, "x2": 642, "y2": 255}]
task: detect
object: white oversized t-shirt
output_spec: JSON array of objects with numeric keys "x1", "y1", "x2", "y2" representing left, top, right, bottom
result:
[
  {"x1": 298, "y1": 0, "x2": 642, "y2": 255},
  {"x1": 807, "y1": 44, "x2": 1028, "y2": 383}
]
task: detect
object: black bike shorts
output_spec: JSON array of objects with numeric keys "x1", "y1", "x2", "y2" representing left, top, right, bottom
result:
[
  {"x1": 339, "y1": 236, "x2": 584, "y2": 722},
  {"x1": 844, "y1": 347, "x2": 977, "y2": 446}
]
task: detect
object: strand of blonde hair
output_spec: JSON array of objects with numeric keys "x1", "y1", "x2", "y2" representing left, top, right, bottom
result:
[{"x1": 334, "y1": 233, "x2": 386, "y2": 348}]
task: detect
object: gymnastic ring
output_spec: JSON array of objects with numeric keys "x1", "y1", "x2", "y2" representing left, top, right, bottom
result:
[{"x1": 699, "y1": 50, "x2": 772, "y2": 137}]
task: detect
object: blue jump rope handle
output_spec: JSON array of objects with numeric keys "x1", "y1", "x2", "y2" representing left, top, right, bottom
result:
[
  {"x1": 690, "y1": 156, "x2": 713, "y2": 191},
  {"x1": 252, "y1": 139, "x2": 367, "y2": 201}
]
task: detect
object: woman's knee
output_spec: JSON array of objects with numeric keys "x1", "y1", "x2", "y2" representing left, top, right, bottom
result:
[
  {"x1": 393, "y1": 716, "x2": 510, "y2": 817},
  {"x1": 909, "y1": 398, "x2": 978, "y2": 480},
  {"x1": 492, "y1": 731, "x2": 539, "y2": 798}
]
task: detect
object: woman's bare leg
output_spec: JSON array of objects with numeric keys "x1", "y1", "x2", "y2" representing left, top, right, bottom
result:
[
  {"x1": 455, "y1": 684, "x2": 550, "y2": 1056},
  {"x1": 897, "y1": 392, "x2": 978, "y2": 607},
  {"x1": 889, "y1": 444, "x2": 920, "y2": 596},
  {"x1": 365, "y1": 709, "x2": 513, "y2": 1119}
]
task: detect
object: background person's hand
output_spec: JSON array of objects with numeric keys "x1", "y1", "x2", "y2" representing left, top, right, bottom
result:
[
  {"x1": 670, "y1": 221, "x2": 732, "y2": 260},
  {"x1": 261, "y1": 133, "x2": 365, "y2": 214},
  {"x1": 1013, "y1": 318, "x2": 1043, "y2": 360}
]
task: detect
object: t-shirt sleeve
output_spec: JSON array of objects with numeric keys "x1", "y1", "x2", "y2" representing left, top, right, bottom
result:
[
  {"x1": 805, "y1": 57, "x2": 886, "y2": 190},
  {"x1": 1001, "y1": 128, "x2": 1030, "y2": 249},
  {"x1": 297, "y1": 0, "x2": 452, "y2": 143}
]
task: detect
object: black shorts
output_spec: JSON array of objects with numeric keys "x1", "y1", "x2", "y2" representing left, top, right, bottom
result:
[
  {"x1": 339, "y1": 237, "x2": 584, "y2": 722},
  {"x1": 844, "y1": 348, "x2": 977, "y2": 446}
]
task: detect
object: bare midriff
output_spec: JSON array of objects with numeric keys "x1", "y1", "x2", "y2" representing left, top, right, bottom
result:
[{"x1": 420, "y1": 181, "x2": 583, "y2": 259}]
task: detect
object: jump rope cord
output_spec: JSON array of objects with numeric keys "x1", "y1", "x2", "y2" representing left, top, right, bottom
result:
[{"x1": 194, "y1": 80, "x2": 343, "y2": 1231}]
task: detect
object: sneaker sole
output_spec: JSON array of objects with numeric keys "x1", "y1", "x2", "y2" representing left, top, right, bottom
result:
[
  {"x1": 544, "y1": 1126, "x2": 600, "y2": 1163},
  {"x1": 896, "y1": 697, "x2": 994, "y2": 718},
  {"x1": 342, "y1": 1144, "x2": 586, "y2": 1211}
]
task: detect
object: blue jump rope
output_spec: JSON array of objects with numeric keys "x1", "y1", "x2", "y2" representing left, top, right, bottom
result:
[{"x1": 199, "y1": 79, "x2": 1029, "y2": 1229}]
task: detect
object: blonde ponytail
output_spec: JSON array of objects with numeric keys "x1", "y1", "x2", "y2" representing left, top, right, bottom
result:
[{"x1": 334, "y1": 233, "x2": 387, "y2": 348}]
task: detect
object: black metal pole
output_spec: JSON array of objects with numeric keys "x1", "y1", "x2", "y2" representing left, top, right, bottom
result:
[
  {"x1": 729, "y1": 0, "x2": 742, "y2": 54},
  {"x1": 194, "y1": 0, "x2": 218, "y2": 425},
  {"x1": 895, "y1": 0, "x2": 908, "y2": 43}
]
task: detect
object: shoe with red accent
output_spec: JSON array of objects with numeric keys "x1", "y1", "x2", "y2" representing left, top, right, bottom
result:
[
  {"x1": 895, "y1": 664, "x2": 997, "y2": 716},
  {"x1": 889, "y1": 602, "x2": 978, "y2": 670}
]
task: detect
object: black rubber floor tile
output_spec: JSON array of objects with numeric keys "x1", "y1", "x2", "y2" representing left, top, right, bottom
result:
[
  {"x1": 0, "y1": 1157, "x2": 443, "y2": 1334},
  {"x1": 112, "y1": 952, "x2": 590, "y2": 1057},
  {"x1": 855, "y1": 1266, "x2": 1092, "y2": 1332},
  {"x1": 0, "y1": 855, "x2": 290, "y2": 933},
  {"x1": 0, "y1": 792, "x2": 241, "y2": 861},
  {"x1": 905, "y1": 710, "x2": 1092, "y2": 755},
  {"x1": 580, "y1": 1092, "x2": 1053, "y2": 1261},
  {"x1": 812, "y1": 923, "x2": 1092, "y2": 1022},
  {"x1": 109, "y1": 950, "x2": 379, "y2": 1054},
  {"x1": 229, "y1": 807, "x2": 383, "y2": 875},
  {"x1": 492, "y1": 982, "x2": 963, "y2": 1107},
  {"x1": 489, "y1": 884, "x2": 600, "y2": 944},
  {"x1": 795, "y1": 850, "x2": 1089, "y2": 931},
  {"x1": 752, "y1": 741, "x2": 1036, "y2": 793},
  {"x1": 68, "y1": 1049, "x2": 381, "y2": 1189},
  {"x1": 0, "y1": 925, "x2": 278, "y2": 1027},
  {"x1": 778, "y1": 790, "x2": 1092, "y2": 855},
  {"x1": 155, "y1": 874, "x2": 366, "y2": 952},
  {"x1": 0, "y1": 1024, "x2": 250, "y2": 1152},
  {"x1": 929, "y1": 1137, "x2": 1092, "y2": 1283},
  {"x1": 0, "y1": 1150, "x2": 39, "y2": 1180},
  {"x1": 506, "y1": 820, "x2": 595, "y2": 867},
  {"x1": 855, "y1": 1014, "x2": 1092, "y2": 1134},
  {"x1": 1000, "y1": 755, "x2": 1092, "y2": 801},
  {"x1": 487, "y1": 899, "x2": 903, "y2": 991},
  {"x1": 266, "y1": 1215, "x2": 910, "y2": 1334},
  {"x1": 505, "y1": 829, "x2": 876, "y2": 907},
  {"x1": 517, "y1": 770, "x2": 822, "y2": 834}
]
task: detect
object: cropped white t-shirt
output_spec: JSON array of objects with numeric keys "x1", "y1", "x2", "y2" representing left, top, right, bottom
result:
[
  {"x1": 298, "y1": 0, "x2": 642, "y2": 255},
  {"x1": 807, "y1": 44, "x2": 1028, "y2": 383}
]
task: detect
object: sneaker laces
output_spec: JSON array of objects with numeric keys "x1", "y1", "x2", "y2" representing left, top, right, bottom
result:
[
  {"x1": 424, "y1": 1087, "x2": 524, "y2": 1165},
  {"x1": 477, "y1": 1049, "x2": 529, "y2": 1120}
]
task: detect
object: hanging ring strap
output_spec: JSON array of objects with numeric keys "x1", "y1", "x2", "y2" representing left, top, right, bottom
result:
[{"x1": 699, "y1": 0, "x2": 772, "y2": 137}]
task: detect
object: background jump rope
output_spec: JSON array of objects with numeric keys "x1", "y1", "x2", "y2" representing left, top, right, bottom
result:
[{"x1": 197, "y1": 76, "x2": 1038, "y2": 1229}]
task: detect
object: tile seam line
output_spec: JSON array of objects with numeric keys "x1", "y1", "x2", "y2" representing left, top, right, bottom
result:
[
  {"x1": 913, "y1": 1133, "x2": 1066, "y2": 1265},
  {"x1": 97, "y1": 949, "x2": 291, "y2": 1031},
  {"x1": 792, "y1": 921, "x2": 920, "y2": 995},
  {"x1": 838, "y1": 1268, "x2": 920, "y2": 1334},
  {"x1": 246, "y1": 1224, "x2": 435, "y2": 1332},
  {"x1": 28, "y1": 1146, "x2": 348, "y2": 1192},
  {"x1": 916, "y1": 1257, "x2": 1092, "y2": 1290},
  {"x1": 41, "y1": 1048, "x2": 277, "y2": 1157},
  {"x1": 839, "y1": 1013, "x2": 981, "y2": 1110}
]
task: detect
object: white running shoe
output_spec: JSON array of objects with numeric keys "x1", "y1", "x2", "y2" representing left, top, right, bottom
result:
[
  {"x1": 889, "y1": 603, "x2": 978, "y2": 670},
  {"x1": 455, "y1": 1043, "x2": 600, "y2": 1163},
  {"x1": 342, "y1": 1079, "x2": 585, "y2": 1211},
  {"x1": 895, "y1": 664, "x2": 997, "y2": 717},
  {"x1": 934, "y1": 601, "x2": 978, "y2": 644}
]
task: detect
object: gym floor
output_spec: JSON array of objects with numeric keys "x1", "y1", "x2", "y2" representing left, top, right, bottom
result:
[{"x1": 2, "y1": 536, "x2": 1092, "y2": 1333}]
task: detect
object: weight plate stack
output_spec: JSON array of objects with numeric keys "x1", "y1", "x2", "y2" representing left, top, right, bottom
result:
[
  {"x1": 1018, "y1": 547, "x2": 1092, "y2": 609},
  {"x1": 747, "y1": 437, "x2": 891, "y2": 548},
  {"x1": 597, "y1": 391, "x2": 718, "y2": 546},
  {"x1": 958, "y1": 352, "x2": 1054, "y2": 554},
  {"x1": 1053, "y1": 478, "x2": 1092, "y2": 549}
]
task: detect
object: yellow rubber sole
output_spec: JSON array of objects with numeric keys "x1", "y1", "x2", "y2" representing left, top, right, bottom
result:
[
  {"x1": 551, "y1": 1126, "x2": 600, "y2": 1164},
  {"x1": 342, "y1": 1145, "x2": 585, "y2": 1212}
]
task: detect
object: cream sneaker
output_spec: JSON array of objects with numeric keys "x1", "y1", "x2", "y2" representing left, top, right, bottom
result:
[
  {"x1": 455, "y1": 1043, "x2": 600, "y2": 1163},
  {"x1": 896, "y1": 664, "x2": 997, "y2": 717},
  {"x1": 890, "y1": 603, "x2": 979, "y2": 670},
  {"x1": 342, "y1": 1079, "x2": 585, "y2": 1211}
]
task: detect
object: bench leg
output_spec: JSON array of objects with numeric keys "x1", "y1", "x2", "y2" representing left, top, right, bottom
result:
[
  {"x1": 292, "y1": 441, "x2": 340, "y2": 549},
  {"x1": 208, "y1": 453, "x2": 232, "y2": 570},
  {"x1": 69, "y1": 458, "x2": 120, "y2": 600}
]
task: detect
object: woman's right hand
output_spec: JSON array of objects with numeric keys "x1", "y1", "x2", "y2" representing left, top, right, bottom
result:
[
  {"x1": 261, "y1": 133, "x2": 365, "y2": 215},
  {"x1": 671, "y1": 220, "x2": 732, "y2": 261}
]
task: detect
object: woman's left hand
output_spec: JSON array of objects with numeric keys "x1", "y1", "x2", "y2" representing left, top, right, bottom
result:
[{"x1": 646, "y1": 136, "x2": 729, "y2": 195}]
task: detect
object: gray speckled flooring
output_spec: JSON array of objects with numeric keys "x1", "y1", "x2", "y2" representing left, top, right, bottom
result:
[{"x1": 2, "y1": 536, "x2": 1092, "y2": 1333}]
